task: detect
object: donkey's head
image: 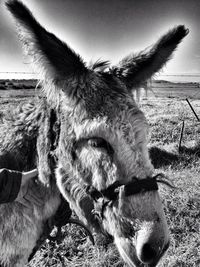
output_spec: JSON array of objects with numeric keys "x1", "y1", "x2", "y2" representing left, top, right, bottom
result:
[{"x1": 6, "y1": 1, "x2": 188, "y2": 266}]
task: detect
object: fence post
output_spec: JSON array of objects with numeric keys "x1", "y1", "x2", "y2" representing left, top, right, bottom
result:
[{"x1": 179, "y1": 120, "x2": 185, "y2": 152}]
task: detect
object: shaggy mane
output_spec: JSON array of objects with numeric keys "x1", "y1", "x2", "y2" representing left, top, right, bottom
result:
[{"x1": 89, "y1": 59, "x2": 110, "y2": 72}]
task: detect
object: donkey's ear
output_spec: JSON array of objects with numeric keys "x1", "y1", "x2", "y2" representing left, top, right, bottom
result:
[
  {"x1": 115, "y1": 25, "x2": 189, "y2": 90},
  {"x1": 6, "y1": 0, "x2": 87, "y2": 82}
]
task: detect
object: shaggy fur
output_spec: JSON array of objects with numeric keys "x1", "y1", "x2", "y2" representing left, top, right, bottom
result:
[
  {"x1": 0, "y1": 101, "x2": 61, "y2": 266},
  {"x1": 2, "y1": 1, "x2": 188, "y2": 266}
]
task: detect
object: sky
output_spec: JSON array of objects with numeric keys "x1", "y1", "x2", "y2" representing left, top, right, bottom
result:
[{"x1": 0, "y1": 0, "x2": 200, "y2": 79}]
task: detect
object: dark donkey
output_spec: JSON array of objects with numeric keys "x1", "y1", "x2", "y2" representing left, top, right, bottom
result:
[{"x1": 1, "y1": 0, "x2": 188, "y2": 266}]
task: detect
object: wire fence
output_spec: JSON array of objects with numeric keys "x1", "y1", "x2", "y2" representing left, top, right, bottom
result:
[
  {"x1": 0, "y1": 72, "x2": 38, "y2": 80},
  {"x1": 155, "y1": 74, "x2": 200, "y2": 83},
  {"x1": 0, "y1": 72, "x2": 200, "y2": 82}
]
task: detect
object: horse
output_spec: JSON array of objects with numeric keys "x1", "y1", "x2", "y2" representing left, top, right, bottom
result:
[{"x1": 1, "y1": 0, "x2": 188, "y2": 266}]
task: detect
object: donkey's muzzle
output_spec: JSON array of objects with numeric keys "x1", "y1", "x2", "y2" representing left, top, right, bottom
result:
[
  {"x1": 138, "y1": 243, "x2": 158, "y2": 264},
  {"x1": 137, "y1": 240, "x2": 170, "y2": 266}
]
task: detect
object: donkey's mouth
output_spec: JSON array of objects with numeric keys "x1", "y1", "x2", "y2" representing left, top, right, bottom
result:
[
  {"x1": 138, "y1": 241, "x2": 170, "y2": 267},
  {"x1": 148, "y1": 241, "x2": 170, "y2": 267},
  {"x1": 114, "y1": 235, "x2": 170, "y2": 267}
]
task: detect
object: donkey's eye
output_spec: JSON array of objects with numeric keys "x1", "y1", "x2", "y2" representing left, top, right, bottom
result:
[{"x1": 88, "y1": 138, "x2": 114, "y2": 154}]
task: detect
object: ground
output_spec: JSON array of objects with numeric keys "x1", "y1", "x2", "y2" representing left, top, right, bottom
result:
[{"x1": 0, "y1": 80, "x2": 200, "y2": 267}]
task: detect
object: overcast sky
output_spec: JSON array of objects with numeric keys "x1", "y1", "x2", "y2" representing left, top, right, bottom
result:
[{"x1": 0, "y1": 0, "x2": 200, "y2": 76}]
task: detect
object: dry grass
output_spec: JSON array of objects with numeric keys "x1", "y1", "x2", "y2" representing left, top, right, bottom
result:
[
  {"x1": 143, "y1": 97, "x2": 200, "y2": 267},
  {"x1": 1, "y1": 82, "x2": 200, "y2": 266}
]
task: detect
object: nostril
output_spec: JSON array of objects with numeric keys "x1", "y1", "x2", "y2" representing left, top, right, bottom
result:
[{"x1": 140, "y1": 243, "x2": 157, "y2": 263}]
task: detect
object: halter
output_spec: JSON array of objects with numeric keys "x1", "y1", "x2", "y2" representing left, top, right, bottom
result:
[
  {"x1": 46, "y1": 110, "x2": 175, "y2": 223},
  {"x1": 87, "y1": 174, "x2": 174, "y2": 221}
]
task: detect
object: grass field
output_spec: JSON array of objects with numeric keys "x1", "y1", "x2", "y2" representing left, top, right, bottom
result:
[{"x1": 1, "y1": 81, "x2": 200, "y2": 267}]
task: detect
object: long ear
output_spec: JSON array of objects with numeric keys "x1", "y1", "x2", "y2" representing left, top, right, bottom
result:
[
  {"x1": 6, "y1": 0, "x2": 87, "y2": 83},
  {"x1": 115, "y1": 25, "x2": 189, "y2": 90}
]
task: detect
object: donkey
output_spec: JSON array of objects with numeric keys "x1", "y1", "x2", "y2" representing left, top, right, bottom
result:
[{"x1": 1, "y1": 0, "x2": 188, "y2": 266}]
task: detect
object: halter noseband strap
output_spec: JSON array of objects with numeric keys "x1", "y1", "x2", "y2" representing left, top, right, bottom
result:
[
  {"x1": 87, "y1": 176, "x2": 159, "y2": 220},
  {"x1": 124, "y1": 177, "x2": 158, "y2": 197},
  {"x1": 88, "y1": 176, "x2": 158, "y2": 202}
]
